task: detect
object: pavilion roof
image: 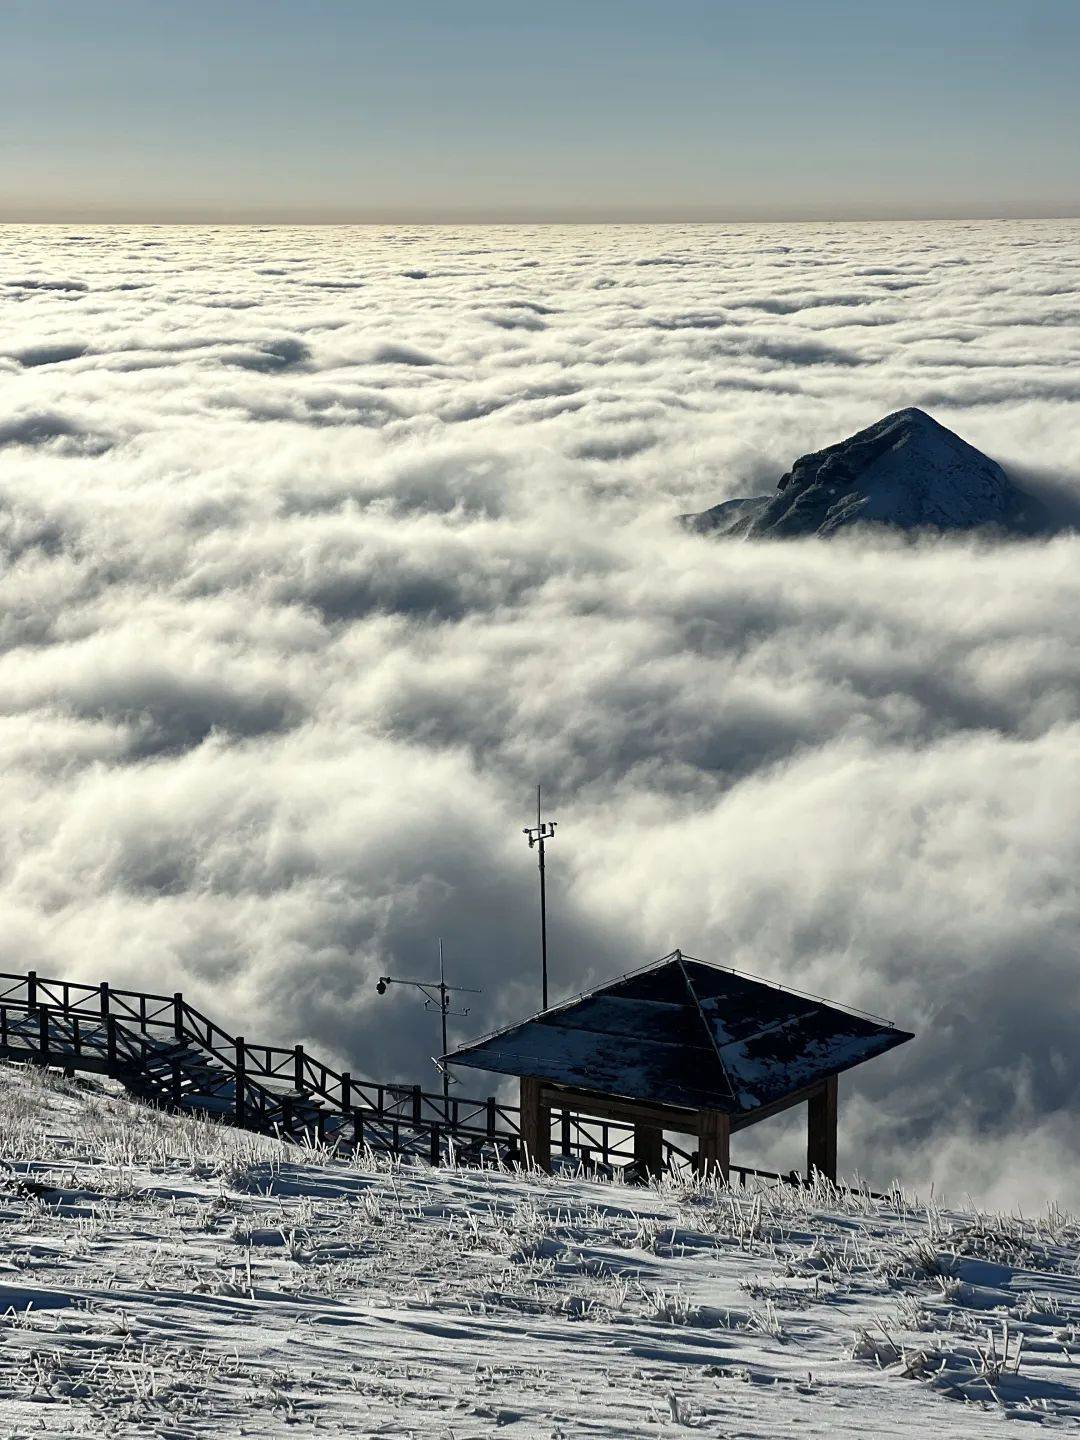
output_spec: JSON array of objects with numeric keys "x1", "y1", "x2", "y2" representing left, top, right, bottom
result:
[{"x1": 444, "y1": 951, "x2": 913, "y2": 1114}]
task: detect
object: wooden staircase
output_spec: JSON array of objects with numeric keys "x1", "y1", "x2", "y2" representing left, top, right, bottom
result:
[
  {"x1": 0, "y1": 994, "x2": 327, "y2": 1141},
  {"x1": 0, "y1": 969, "x2": 525, "y2": 1161}
]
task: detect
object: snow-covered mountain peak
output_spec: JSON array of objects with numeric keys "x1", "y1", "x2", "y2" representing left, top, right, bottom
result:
[{"x1": 683, "y1": 408, "x2": 1051, "y2": 539}]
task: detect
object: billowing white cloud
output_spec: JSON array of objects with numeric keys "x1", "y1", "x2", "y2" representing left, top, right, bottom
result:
[{"x1": 1, "y1": 219, "x2": 1079, "y2": 1206}]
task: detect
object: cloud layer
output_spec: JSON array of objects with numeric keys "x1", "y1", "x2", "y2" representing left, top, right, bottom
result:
[{"x1": 2, "y1": 219, "x2": 1079, "y2": 1207}]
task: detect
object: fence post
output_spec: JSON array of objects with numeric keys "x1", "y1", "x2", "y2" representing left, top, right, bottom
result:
[
  {"x1": 293, "y1": 1044, "x2": 304, "y2": 1090},
  {"x1": 99, "y1": 981, "x2": 110, "y2": 1022},
  {"x1": 560, "y1": 1111, "x2": 572, "y2": 1157},
  {"x1": 430, "y1": 1123, "x2": 441, "y2": 1167},
  {"x1": 173, "y1": 993, "x2": 184, "y2": 1041},
  {"x1": 27, "y1": 970, "x2": 37, "y2": 1011},
  {"x1": 411, "y1": 1085, "x2": 422, "y2": 1124},
  {"x1": 172, "y1": 1058, "x2": 182, "y2": 1104},
  {"x1": 38, "y1": 1005, "x2": 49, "y2": 1061},
  {"x1": 235, "y1": 1036, "x2": 246, "y2": 1124},
  {"x1": 353, "y1": 1111, "x2": 364, "y2": 1148},
  {"x1": 340, "y1": 1071, "x2": 352, "y2": 1110},
  {"x1": 106, "y1": 1015, "x2": 117, "y2": 1069},
  {"x1": 486, "y1": 1096, "x2": 496, "y2": 1138}
]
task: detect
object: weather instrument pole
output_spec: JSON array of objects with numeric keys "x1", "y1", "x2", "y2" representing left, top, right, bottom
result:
[
  {"x1": 375, "y1": 940, "x2": 480, "y2": 1100},
  {"x1": 438, "y1": 938, "x2": 448, "y2": 1072},
  {"x1": 523, "y1": 785, "x2": 557, "y2": 1010}
]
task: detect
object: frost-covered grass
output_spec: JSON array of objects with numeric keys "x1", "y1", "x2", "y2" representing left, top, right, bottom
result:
[{"x1": 3, "y1": 1062, "x2": 1080, "y2": 1436}]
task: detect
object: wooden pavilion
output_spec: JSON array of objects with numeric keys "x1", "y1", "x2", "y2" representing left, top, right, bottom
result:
[{"x1": 443, "y1": 950, "x2": 913, "y2": 1182}]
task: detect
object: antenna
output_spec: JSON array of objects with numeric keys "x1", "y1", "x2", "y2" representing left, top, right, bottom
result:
[
  {"x1": 523, "y1": 783, "x2": 557, "y2": 1009},
  {"x1": 375, "y1": 939, "x2": 481, "y2": 1099}
]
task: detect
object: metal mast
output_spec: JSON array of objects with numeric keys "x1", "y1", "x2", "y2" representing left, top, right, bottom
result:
[{"x1": 523, "y1": 785, "x2": 557, "y2": 1010}]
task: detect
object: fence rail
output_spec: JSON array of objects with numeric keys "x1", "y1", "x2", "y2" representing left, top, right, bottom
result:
[{"x1": 0, "y1": 968, "x2": 870, "y2": 1195}]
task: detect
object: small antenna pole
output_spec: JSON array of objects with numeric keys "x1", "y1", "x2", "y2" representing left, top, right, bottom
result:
[
  {"x1": 523, "y1": 784, "x2": 557, "y2": 1010},
  {"x1": 375, "y1": 943, "x2": 480, "y2": 1103}
]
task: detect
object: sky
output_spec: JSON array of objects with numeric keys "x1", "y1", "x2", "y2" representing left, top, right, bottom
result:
[
  {"x1": 3, "y1": 0, "x2": 1080, "y2": 222},
  {"x1": 2, "y1": 217, "x2": 1079, "y2": 1207}
]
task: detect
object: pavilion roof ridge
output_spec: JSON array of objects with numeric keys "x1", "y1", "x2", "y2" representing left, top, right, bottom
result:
[
  {"x1": 674, "y1": 951, "x2": 896, "y2": 1028},
  {"x1": 673, "y1": 949, "x2": 738, "y2": 1103}
]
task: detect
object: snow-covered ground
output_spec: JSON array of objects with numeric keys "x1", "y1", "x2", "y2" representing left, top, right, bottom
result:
[{"x1": 3, "y1": 1063, "x2": 1080, "y2": 1437}]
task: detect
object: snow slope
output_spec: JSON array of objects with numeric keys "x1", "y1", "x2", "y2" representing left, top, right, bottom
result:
[
  {"x1": 683, "y1": 408, "x2": 1051, "y2": 538},
  {"x1": 3, "y1": 1062, "x2": 1080, "y2": 1437}
]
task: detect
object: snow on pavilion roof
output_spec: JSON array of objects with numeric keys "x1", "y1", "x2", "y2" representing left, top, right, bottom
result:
[{"x1": 443, "y1": 952, "x2": 913, "y2": 1114}]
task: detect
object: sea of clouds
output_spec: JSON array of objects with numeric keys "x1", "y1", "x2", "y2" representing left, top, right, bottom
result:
[{"x1": 2, "y1": 220, "x2": 1079, "y2": 1206}]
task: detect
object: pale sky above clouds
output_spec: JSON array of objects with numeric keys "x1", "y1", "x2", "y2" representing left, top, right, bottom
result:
[{"x1": 3, "y1": 0, "x2": 1079, "y2": 221}]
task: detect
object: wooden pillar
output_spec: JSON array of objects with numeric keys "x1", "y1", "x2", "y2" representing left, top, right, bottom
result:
[
  {"x1": 696, "y1": 1109, "x2": 730, "y2": 1181},
  {"x1": 807, "y1": 1074, "x2": 838, "y2": 1183},
  {"x1": 519, "y1": 1076, "x2": 551, "y2": 1172},
  {"x1": 633, "y1": 1122, "x2": 664, "y2": 1178}
]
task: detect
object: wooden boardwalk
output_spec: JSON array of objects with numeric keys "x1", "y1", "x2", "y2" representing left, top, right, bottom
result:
[{"x1": 0, "y1": 968, "x2": 844, "y2": 1190}]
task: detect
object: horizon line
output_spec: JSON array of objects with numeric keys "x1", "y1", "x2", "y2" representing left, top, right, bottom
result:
[{"x1": 3, "y1": 210, "x2": 1080, "y2": 228}]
